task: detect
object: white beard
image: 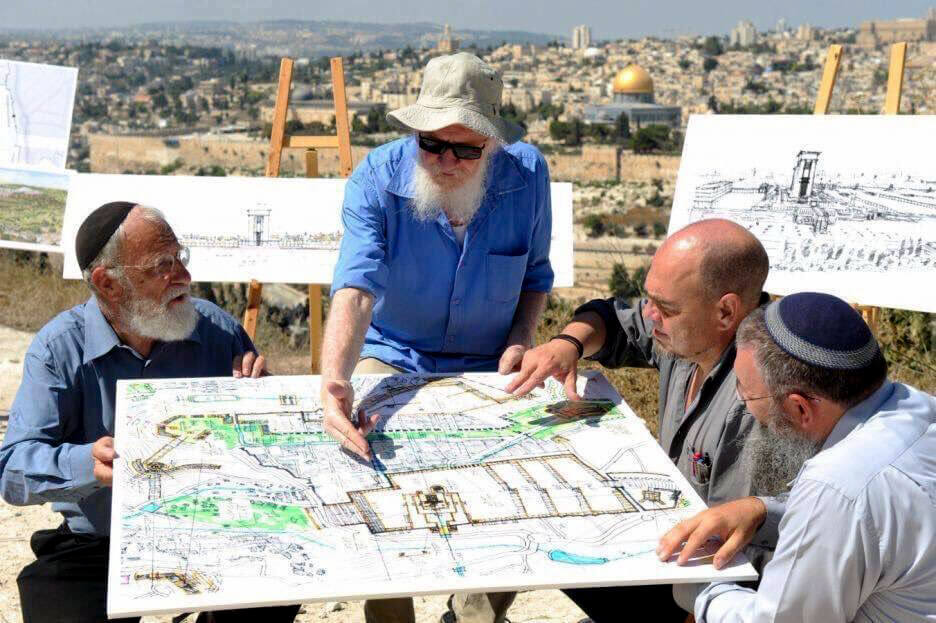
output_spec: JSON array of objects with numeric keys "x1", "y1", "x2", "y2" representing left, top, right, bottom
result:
[
  {"x1": 123, "y1": 285, "x2": 199, "y2": 342},
  {"x1": 409, "y1": 149, "x2": 493, "y2": 224}
]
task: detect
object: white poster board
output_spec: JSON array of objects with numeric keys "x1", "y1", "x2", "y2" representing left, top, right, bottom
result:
[
  {"x1": 62, "y1": 173, "x2": 347, "y2": 284},
  {"x1": 671, "y1": 115, "x2": 936, "y2": 313},
  {"x1": 62, "y1": 174, "x2": 575, "y2": 288},
  {"x1": 108, "y1": 372, "x2": 755, "y2": 618},
  {"x1": 0, "y1": 166, "x2": 70, "y2": 252},
  {"x1": 0, "y1": 59, "x2": 78, "y2": 170}
]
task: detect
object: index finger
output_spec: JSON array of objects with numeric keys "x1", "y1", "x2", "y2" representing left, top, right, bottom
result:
[
  {"x1": 657, "y1": 515, "x2": 701, "y2": 561},
  {"x1": 677, "y1": 518, "x2": 717, "y2": 566},
  {"x1": 504, "y1": 363, "x2": 535, "y2": 394},
  {"x1": 325, "y1": 415, "x2": 371, "y2": 460},
  {"x1": 241, "y1": 352, "x2": 256, "y2": 377},
  {"x1": 507, "y1": 363, "x2": 551, "y2": 397}
]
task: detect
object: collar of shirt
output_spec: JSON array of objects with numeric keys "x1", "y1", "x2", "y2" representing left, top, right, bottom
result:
[
  {"x1": 821, "y1": 379, "x2": 895, "y2": 451},
  {"x1": 80, "y1": 296, "x2": 202, "y2": 364}
]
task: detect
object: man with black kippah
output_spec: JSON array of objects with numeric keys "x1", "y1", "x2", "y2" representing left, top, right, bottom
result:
[
  {"x1": 0, "y1": 202, "x2": 299, "y2": 622},
  {"x1": 659, "y1": 292, "x2": 936, "y2": 622}
]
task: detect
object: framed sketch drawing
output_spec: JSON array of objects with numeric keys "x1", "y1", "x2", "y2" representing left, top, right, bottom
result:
[{"x1": 671, "y1": 115, "x2": 936, "y2": 313}]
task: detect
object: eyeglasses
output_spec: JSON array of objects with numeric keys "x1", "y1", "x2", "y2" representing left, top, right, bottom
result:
[
  {"x1": 417, "y1": 135, "x2": 485, "y2": 160},
  {"x1": 734, "y1": 378, "x2": 822, "y2": 404},
  {"x1": 734, "y1": 378, "x2": 774, "y2": 403},
  {"x1": 117, "y1": 246, "x2": 190, "y2": 277}
]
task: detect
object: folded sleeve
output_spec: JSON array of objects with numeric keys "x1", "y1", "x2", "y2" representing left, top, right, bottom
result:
[
  {"x1": 0, "y1": 345, "x2": 101, "y2": 505},
  {"x1": 330, "y1": 162, "x2": 390, "y2": 300},
  {"x1": 576, "y1": 297, "x2": 656, "y2": 369}
]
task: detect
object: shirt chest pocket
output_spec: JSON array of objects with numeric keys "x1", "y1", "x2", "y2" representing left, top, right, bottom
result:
[{"x1": 486, "y1": 251, "x2": 529, "y2": 303}]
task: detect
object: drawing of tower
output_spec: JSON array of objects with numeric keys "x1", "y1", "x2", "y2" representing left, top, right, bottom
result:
[
  {"x1": 790, "y1": 151, "x2": 820, "y2": 202},
  {"x1": 246, "y1": 207, "x2": 272, "y2": 246}
]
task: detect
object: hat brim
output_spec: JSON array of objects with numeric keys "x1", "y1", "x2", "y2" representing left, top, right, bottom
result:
[{"x1": 387, "y1": 104, "x2": 525, "y2": 144}]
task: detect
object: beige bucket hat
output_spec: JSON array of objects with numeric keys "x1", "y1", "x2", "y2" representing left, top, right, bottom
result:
[{"x1": 387, "y1": 52, "x2": 525, "y2": 144}]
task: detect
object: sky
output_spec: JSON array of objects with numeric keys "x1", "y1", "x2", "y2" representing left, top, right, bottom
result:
[{"x1": 1, "y1": 0, "x2": 934, "y2": 40}]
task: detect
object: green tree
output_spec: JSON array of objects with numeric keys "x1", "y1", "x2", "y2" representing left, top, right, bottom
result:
[
  {"x1": 702, "y1": 36, "x2": 724, "y2": 56},
  {"x1": 703, "y1": 57, "x2": 719, "y2": 73},
  {"x1": 614, "y1": 112, "x2": 630, "y2": 142},
  {"x1": 630, "y1": 124, "x2": 673, "y2": 153},
  {"x1": 609, "y1": 263, "x2": 648, "y2": 300}
]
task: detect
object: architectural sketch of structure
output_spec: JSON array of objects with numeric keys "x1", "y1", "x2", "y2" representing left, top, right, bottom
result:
[
  {"x1": 62, "y1": 175, "x2": 575, "y2": 288},
  {"x1": 672, "y1": 115, "x2": 936, "y2": 312},
  {"x1": 108, "y1": 373, "x2": 756, "y2": 617},
  {"x1": 0, "y1": 60, "x2": 77, "y2": 170}
]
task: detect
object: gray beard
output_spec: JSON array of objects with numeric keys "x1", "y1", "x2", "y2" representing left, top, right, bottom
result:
[
  {"x1": 409, "y1": 151, "x2": 491, "y2": 224},
  {"x1": 744, "y1": 404, "x2": 821, "y2": 497},
  {"x1": 122, "y1": 285, "x2": 199, "y2": 342}
]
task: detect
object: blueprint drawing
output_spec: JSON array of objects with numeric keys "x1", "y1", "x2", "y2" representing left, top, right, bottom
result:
[
  {"x1": 108, "y1": 372, "x2": 755, "y2": 617},
  {"x1": 0, "y1": 59, "x2": 77, "y2": 170}
]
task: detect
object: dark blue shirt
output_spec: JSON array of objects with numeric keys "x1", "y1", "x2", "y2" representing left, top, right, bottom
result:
[
  {"x1": 330, "y1": 136, "x2": 554, "y2": 372},
  {"x1": 0, "y1": 297, "x2": 255, "y2": 536}
]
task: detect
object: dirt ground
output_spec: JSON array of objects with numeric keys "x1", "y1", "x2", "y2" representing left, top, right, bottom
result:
[{"x1": 0, "y1": 325, "x2": 588, "y2": 623}]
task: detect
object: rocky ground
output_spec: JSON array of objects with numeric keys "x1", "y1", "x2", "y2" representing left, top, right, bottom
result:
[{"x1": 0, "y1": 325, "x2": 588, "y2": 623}]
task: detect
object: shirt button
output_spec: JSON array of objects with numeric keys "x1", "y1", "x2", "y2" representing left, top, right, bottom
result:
[
  {"x1": 452, "y1": 298, "x2": 460, "y2": 305},
  {"x1": 447, "y1": 336, "x2": 455, "y2": 342}
]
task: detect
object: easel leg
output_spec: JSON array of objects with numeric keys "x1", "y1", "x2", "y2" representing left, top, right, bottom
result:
[{"x1": 308, "y1": 285, "x2": 323, "y2": 374}]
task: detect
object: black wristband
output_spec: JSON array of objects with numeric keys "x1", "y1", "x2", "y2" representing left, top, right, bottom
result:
[{"x1": 550, "y1": 333, "x2": 584, "y2": 359}]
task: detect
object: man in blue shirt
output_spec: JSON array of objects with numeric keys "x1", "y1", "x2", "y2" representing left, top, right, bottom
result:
[
  {"x1": 0, "y1": 202, "x2": 298, "y2": 623},
  {"x1": 658, "y1": 293, "x2": 936, "y2": 622},
  {"x1": 320, "y1": 52, "x2": 553, "y2": 623}
]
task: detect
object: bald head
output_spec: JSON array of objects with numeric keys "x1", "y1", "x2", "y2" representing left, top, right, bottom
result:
[{"x1": 660, "y1": 219, "x2": 768, "y2": 308}]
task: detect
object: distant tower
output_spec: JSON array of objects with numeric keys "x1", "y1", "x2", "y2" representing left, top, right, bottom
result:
[
  {"x1": 437, "y1": 24, "x2": 459, "y2": 53},
  {"x1": 246, "y1": 207, "x2": 271, "y2": 246},
  {"x1": 790, "y1": 151, "x2": 821, "y2": 202},
  {"x1": 572, "y1": 25, "x2": 592, "y2": 49},
  {"x1": 730, "y1": 20, "x2": 757, "y2": 47}
]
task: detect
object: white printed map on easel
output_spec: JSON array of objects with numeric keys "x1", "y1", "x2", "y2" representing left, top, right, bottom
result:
[{"x1": 107, "y1": 372, "x2": 755, "y2": 618}]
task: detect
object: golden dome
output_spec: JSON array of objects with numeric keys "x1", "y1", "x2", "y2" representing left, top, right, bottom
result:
[{"x1": 612, "y1": 64, "x2": 654, "y2": 94}]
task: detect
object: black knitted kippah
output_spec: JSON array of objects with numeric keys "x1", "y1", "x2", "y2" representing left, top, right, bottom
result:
[
  {"x1": 765, "y1": 292, "x2": 879, "y2": 370},
  {"x1": 75, "y1": 201, "x2": 136, "y2": 271}
]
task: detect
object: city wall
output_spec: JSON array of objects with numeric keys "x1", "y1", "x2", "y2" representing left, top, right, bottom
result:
[{"x1": 90, "y1": 135, "x2": 680, "y2": 182}]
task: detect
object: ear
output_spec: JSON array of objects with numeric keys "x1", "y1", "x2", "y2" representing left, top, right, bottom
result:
[
  {"x1": 786, "y1": 393, "x2": 820, "y2": 432},
  {"x1": 716, "y1": 293, "x2": 742, "y2": 331},
  {"x1": 90, "y1": 266, "x2": 124, "y2": 305}
]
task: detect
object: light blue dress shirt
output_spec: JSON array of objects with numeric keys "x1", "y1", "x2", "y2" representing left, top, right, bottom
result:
[
  {"x1": 0, "y1": 297, "x2": 255, "y2": 536},
  {"x1": 696, "y1": 381, "x2": 936, "y2": 623},
  {"x1": 330, "y1": 136, "x2": 554, "y2": 373}
]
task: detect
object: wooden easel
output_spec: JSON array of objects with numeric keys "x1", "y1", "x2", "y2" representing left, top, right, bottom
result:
[
  {"x1": 809, "y1": 42, "x2": 908, "y2": 336},
  {"x1": 243, "y1": 56, "x2": 354, "y2": 373}
]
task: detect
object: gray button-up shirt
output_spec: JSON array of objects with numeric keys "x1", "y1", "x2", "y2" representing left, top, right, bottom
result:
[
  {"x1": 696, "y1": 381, "x2": 936, "y2": 623},
  {"x1": 577, "y1": 297, "x2": 759, "y2": 507}
]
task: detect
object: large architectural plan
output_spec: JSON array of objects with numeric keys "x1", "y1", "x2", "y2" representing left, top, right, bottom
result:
[
  {"x1": 108, "y1": 372, "x2": 755, "y2": 617},
  {"x1": 671, "y1": 115, "x2": 936, "y2": 313},
  {"x1": 0, "y1": 59, "x2": 77, "y2": 170}
]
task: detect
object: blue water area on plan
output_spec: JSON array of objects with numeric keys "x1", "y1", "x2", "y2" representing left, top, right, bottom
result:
[
  {"x1": 141, "y1": 503, "x2": 160, "y2": 512},
  {"x1": 548, "y1": 550, "x2": 609, "y2": 565}
]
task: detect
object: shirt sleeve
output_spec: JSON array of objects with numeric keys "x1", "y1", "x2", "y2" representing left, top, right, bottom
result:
[
  {"x1": 330, "y1": 162, "x2": 389, "y2": 300},
  {"x1": 521, "y1": 155, "x2": 554, "y2": 293},
  {"x1": 751, "y1": 494, "x2": 787, "y2": 549},
  {"x1": 0, "y1": 344, "x2": 101, "y2": 505},
  {"x1": 696, "y1": 478, "x2": 879, "y2": 623},
  {"x1": 576, "y1": 297, "x2": 656, "y2": 369}
]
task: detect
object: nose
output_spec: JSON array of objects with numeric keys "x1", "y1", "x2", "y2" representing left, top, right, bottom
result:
[
  {"x1": 171, "y1": 259, "x2": 191, "y2": 285},
  {"x1": 642, "y1": 300, "x2": 660, "y2": 324},
  {"x1": 438, "y1": 148, "x2": 460, "y2": 169}
]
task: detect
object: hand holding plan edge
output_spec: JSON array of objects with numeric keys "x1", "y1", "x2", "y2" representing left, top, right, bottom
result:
[{"x1": 657, "y1": 497, "x2": 767, "y2": 569}]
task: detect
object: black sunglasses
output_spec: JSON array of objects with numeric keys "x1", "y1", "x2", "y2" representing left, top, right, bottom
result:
[{"x1": 417, "y1": 135, "x2": 485, "y2": 160}]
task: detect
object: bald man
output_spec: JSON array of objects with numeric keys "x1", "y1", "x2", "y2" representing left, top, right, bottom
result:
[{"x1": 507, "y1": 219, "x2": 771, "y2": 622}]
